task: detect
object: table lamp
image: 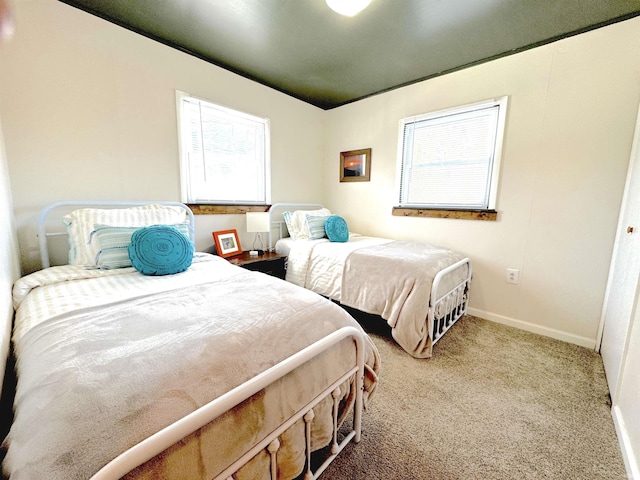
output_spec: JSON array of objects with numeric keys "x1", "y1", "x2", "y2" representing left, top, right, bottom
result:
[{"x1": 246, "y1": 211, "x2": 270, "y2": 256}]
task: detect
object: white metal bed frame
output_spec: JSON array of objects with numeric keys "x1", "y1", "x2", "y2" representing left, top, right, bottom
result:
[
  {"x1": 32, "y1": 201, "x2": 367, "y2": 480},
  {"x1": 267, "y1": 203, "x2": 472, "y2": 347}
]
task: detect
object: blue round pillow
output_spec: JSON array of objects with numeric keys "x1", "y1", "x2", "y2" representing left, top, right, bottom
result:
[
  {"x1": 325, "y1": 215, "x2": 349, "y2": 242},
  {"x1": 128, "y1": 225, "x2": 194, "y2": 276}
]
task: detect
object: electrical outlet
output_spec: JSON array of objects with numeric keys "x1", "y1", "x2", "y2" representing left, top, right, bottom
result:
[{"x1": 506, "y1": 268, "x2": 520, "y2": 285}]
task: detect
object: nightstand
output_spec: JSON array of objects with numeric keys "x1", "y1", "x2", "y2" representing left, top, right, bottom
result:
[{"x1": 227, "y1": 251, "x2": 286, "y2": 280}]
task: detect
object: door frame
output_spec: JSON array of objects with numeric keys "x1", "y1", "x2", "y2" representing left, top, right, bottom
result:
[{"x1": 596, "y1": 103, "x2": 640, "y2": 402}]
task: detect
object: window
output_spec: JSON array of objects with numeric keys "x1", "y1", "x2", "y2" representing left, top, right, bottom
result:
[
  {"x1": 176, "y1": 91, "x2": 271, "y2": 205},
  {"x1": 397, "y1": 97, "x2": 508, "y2": 211}
]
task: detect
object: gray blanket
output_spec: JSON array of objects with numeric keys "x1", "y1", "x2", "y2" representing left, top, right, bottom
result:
[{"x1": 3, "y1": 267, "x2": 379, "y2": 479}]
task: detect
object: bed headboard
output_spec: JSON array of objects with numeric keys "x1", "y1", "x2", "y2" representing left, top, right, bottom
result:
[
  {"x1": 267, "y1": 203, "x2": 323, "y2": 251},
  {"x1": 38, "y1": 201, "x2": 195, "y2": 269}
]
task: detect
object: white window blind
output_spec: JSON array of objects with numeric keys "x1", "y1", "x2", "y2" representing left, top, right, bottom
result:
[
  {"x1": 177, "y1": 91, "x2": 271, "y2": 205},
  {"x1": 398, "y1": 97, "x2": 507, "y2": 210}
]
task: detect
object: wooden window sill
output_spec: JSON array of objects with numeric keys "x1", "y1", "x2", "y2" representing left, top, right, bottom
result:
[
  {"x1": 391, "y1": 207, "x2": 497, "y2": 221},
  {"x1": 187, "y1": 204, "x2": 270, "y2": 215}
]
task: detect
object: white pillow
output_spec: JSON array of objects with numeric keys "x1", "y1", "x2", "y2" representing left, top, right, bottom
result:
[
  {"x1": 63, "y1": 204, "x2": 187, "y2": 266},
  {"x1": 283, "y1": 208, "x2": 331, "y2": 240}
]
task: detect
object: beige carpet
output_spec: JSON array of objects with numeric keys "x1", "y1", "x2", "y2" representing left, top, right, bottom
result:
[{"x1": 321, "y1": 313, "x2": 627, "y2": 480}]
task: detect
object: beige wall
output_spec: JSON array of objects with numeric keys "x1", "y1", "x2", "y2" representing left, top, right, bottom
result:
[
  {"x1": 1, "y1": 1, "x2": 639, "y2": 347},
  {"x1": 324, "y1": 17, "x2": 640, "y2": 348},
  {"x1": 2, "y1": 0, "x2": 640, "y2": 346},
  {"x1": 0, "y1": 0, "x2": 325, "y2": 273},
  {"x1": 0, "y1": 118, "x2": 20, "y2": 397}
]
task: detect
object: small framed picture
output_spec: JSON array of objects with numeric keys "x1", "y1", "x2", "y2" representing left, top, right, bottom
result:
[
  {"x1": 340, "y1": 148, "x2": 371, "y2": 182},
  {"x1": 213, "y1": 229, "x2": 243, "y2": 258}
]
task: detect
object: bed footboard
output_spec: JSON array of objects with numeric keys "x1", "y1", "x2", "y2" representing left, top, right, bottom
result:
[
  {"x1": 429, "y1": 257, "x2": 472, "y2": 346},
  {"x1": 90, "y1": 326, "x2": 366, "y2": 480}
]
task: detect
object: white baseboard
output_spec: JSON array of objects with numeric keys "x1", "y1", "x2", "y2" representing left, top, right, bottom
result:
[
  {"x1": 467, "y1": 307, "x2": 595, "y2": 349},
  {"x1": 612, "y1": 405, "x2": 639, "y2": 480}
]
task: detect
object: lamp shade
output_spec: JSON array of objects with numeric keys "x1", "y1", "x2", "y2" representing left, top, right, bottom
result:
[
  {"x1": 326, "y1": 0, "x2": 371, "y2": 17},
  {"x1": 246, "y1": 212, "x2": 270, "y2": 233}
]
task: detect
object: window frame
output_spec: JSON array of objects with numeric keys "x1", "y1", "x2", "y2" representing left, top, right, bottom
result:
[
  {"x1": 395, "y1": 96, "x2": 508, "y2": 213},
  {"x1": 175, "y1": 90, "x2": 271, "y2": 207}
]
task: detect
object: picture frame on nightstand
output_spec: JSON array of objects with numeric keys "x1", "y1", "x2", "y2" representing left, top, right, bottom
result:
[{"x1": 213, "y1": 229, "x2": 243, "y2": 258}]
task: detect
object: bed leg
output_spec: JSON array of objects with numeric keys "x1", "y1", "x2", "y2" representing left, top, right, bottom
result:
[
  {"x1": 267, "y1": 438, "x2": 280, "y2": 480},
  {"x1": 303, "y1": 409, "x2": 315, "y2": 480},
  {"x1": 354, "y1": 374, "x2": 364, "y2": 444},
  {"x1": 330, "y1": 387, "x2": 341, "y2": 454}
]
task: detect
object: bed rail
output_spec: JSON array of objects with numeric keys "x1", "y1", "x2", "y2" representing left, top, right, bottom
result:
[
  {"x1": 38, "y1": 201, "x2": 195, "y2": 268},
  {"x1": 91, "y1": 326, "x2": 366, "y2": 480},
  {"x1": 429, "y1": 257, "x2": 472, "y2": 346}
]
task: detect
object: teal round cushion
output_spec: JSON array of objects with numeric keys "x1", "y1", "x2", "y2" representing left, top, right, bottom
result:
[
  {"x1": 128, "y1": 225, "x2": 194, "y2": 276},
  {"x1": 325, "y1": 215, "x2": 349, "y2": 242}
]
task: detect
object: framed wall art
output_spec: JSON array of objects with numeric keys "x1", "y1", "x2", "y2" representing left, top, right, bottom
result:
[{"x1": 340, "y1": 148, "x2": 371, "y2": 182}]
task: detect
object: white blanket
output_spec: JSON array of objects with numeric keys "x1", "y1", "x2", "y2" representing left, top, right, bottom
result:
[
  {"x1": 284, "y1": 235, "x2": 391, "y2": 299},
  {"x1": 11, "y1": 254, "x2": 222, "y2": 346}
]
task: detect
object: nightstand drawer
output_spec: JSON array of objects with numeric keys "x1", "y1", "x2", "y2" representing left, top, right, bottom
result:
[
  {"x1": 227, "y1": 252, "x2": 286, "y2": 280},
  {"x1": 241, "y1": 258, "x2": 285, "y2": 279}
]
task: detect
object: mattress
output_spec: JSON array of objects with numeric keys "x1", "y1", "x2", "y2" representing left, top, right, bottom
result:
[
  {"x1": 274, "y1": 236, "x2": 296, "y2": 256},
  {"x1": 277, "y1": 234, "x2": 392, "y2": 300}
]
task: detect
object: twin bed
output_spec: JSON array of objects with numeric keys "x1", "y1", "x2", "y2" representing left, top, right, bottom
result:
[
  {"x1": 268, "y1": 203, "x2": 472, "y2": 359},
  {"x1": 2, "y1": 202, "x2": 380, "y2": 480}
]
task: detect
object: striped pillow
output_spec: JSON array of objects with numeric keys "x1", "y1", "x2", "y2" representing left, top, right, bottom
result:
[
  {"x1": 306, "y1": 215, "x2": 328, "y2": 240},
  {"x1": 92, "y1": 223, "x2": 192, "y2": 269},
  {"x1": 282, "y1": 211, "x2": 294, "y2": 237}
]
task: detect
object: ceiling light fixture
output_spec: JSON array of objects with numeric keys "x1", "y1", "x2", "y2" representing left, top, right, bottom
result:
[
  {"x1": 0, "y1": 0, "x2": 15, "y2": 42},
  {"x1": 326, "y1": 0, "x2": 371, "y2": 17}
]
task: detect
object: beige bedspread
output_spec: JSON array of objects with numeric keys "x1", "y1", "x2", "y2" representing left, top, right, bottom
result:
[
  {"x1": 2, "y1": 258, "x2": 379, "y2": 479},
  {"x1": 341, "y1": 241, "x2": 468, "y2": 358}
]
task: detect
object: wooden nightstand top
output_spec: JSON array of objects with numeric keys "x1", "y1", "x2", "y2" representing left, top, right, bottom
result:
[{"x1": 227, "y1": 251, "x2": 285, "y2": 267}]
